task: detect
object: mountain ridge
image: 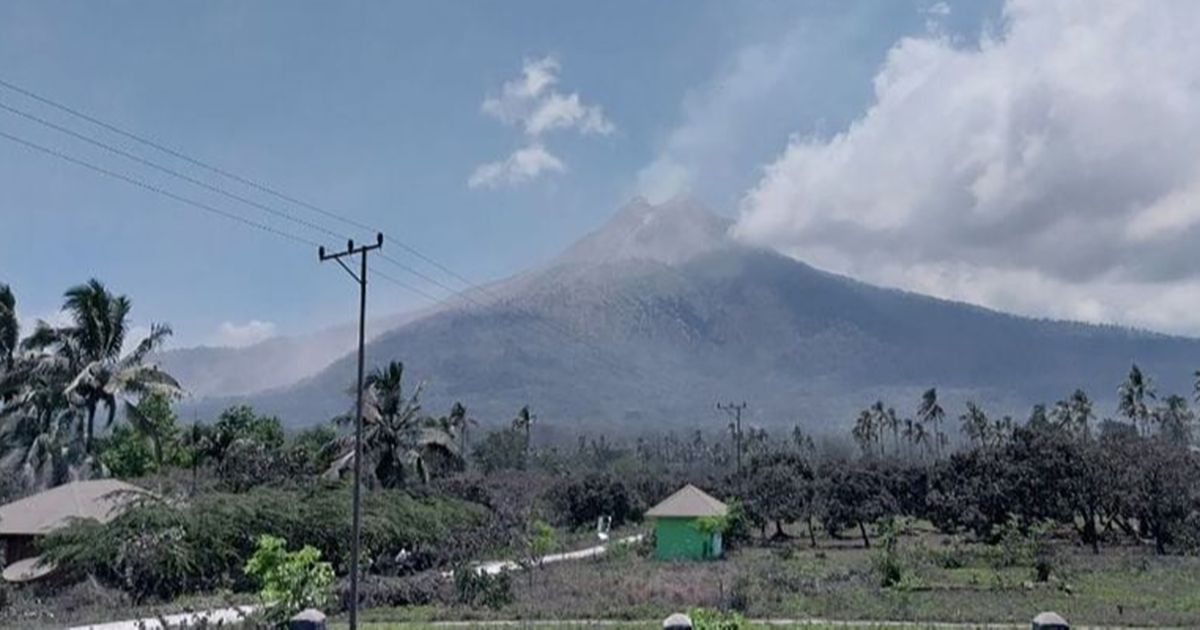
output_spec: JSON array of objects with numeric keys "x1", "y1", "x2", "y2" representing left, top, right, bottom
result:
[{"x1": 181, "y1": 197, "x2": 1200, "y2": 431}]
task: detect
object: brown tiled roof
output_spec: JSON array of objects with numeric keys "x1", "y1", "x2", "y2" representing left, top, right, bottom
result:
[{"x1": 645, "y1": 484, "x2": 727, "y2": 518}]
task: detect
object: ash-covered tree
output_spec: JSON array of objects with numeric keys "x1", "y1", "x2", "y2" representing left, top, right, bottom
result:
[
  {"x1": 742, "y1": 452, "x2": 814, "y2": 541},
  {"x1": 21, "y1": 279, "x2": 180, "y2": 453},
  {"x1": 326, "y1": 361, "x2": 458, "y2": 488},
  {"x1": 1118, "y1": 364, "x2": 1156, "y2": 437},
  {"x1": 819, "y1": 462, "x2": 896, "y2": 548},
  {"x1": 917, "y1": 388, "x2": 946, "y2": 459}
]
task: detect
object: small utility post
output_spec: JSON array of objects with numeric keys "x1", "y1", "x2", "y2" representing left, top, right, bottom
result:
[
  {"x1": 318, "y1": 232, "x2": 383, "y2": 630},
  {"x1": 717, "y1": 401, "x2": 747, "y2": 475}
]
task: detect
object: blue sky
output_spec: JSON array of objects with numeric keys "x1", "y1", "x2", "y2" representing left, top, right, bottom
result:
[{"x1": 0, "y1": 1, "x2": 1052, "y2": 347}]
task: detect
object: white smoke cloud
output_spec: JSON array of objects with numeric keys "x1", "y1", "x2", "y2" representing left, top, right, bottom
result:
[
  {"x1": 209, "y1": 320, "x2": 277, "y2": 348},
  {"x1": 735, "y1": 0, "x2": 1200, "y2": 335}
]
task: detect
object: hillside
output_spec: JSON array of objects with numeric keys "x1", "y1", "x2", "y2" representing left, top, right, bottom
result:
[{"x1": 201, "y1": 197, "x2": 1200, "y2": 431}]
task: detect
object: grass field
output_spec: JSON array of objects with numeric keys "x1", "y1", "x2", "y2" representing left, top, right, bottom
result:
[
  {"x1": 340, "y1": 619, "x2": 1022, "y2": 624},
  {"x1": 341, "y1": 523, "x2": 1200, "y2": 628}
]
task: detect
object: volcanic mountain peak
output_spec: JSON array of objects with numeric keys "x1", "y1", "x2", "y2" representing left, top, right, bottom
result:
[{"x1": 557, "y1": 196, "x2": 734, "y2": 266}]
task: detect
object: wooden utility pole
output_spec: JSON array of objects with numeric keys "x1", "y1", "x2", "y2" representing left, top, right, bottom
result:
[
  {"x1": 319, "y1": 233, "x2": 383, "y2": 630},
  {"x1": 717, "y1": 401, "x2": 748, "y2": 475}
]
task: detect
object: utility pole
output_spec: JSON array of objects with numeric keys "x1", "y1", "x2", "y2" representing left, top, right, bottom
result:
[
  {"x1": 319, "y1": 232, "x2": 383, "y2": 630},
  {"x1": 717, "y1": 401, "x2": 747, "y2": 475}
]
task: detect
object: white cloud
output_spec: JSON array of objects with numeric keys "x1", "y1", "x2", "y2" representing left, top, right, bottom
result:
[
  {"x1": 734, "y1": 0, "x2": 1200, "y2": 336},
  {"x1": 209, "y1": 320, "x2": 277, "y2": 348},
  {"x1": 468, "y1": 144, "x2": 565, "y2": 189},
  {"x1": 471, "y1": 56, "x2": 613, "y2": 188},
  {"x1": 924, "y1": 2, "x2": 951, "y2": 17}
]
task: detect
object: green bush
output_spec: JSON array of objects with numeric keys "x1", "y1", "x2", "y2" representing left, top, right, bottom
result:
[
  {"x1": 453, "y1": 567, "x2": 513, "y2": 609},
  {"x1": 40, "y1": 487, "x2": 490, "y2": 601},
  {"x1": 244, "y1": 534, "x2": 333, "y2": 624},
  {"x1": 688, "y1": 607, "x2": 747, "y2": 630}
]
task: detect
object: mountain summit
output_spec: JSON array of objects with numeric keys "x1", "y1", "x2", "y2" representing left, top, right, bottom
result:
[
  {"x1": 209, "y1": 198, "x2": 1200, "y2": 431},
  {"x1": 557, "y1": 196, "x2": 733, "y2": 266}
]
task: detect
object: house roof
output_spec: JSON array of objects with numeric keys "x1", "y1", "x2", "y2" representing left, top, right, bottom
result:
[
  {"x1": 0, "y1": 479, "x2": 147, "y2": 536},
  {"x1": 645, "y1": 484, "x2": 727, "y2": 518}
]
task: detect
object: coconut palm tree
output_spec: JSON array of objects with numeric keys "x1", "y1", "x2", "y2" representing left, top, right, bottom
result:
[
  {"x1": 917, "y1": 388, "x2": 945, "y2": 459},
  {"x1": 912, "y1": 420, "x2": 931, "y2": 460},
  {"x1": 0, "y1": 357, "x2": 81, "y2": 488},
  {"x1": 960, "y1": 401, "x2": 989, "y2": 448},
  {"x1": 446, "y1": 401, "x2": 477, "y2": 458},
  {"x1": 852, "y1": 408, "x2": 876, "y2": 456},
  {"x1": 328, "y1": 360, "x2": 458, "y2": 488},
  {"x1": 1118, "y1": 364, "x2": 1156, "y2": 436},
  {"x1": 512, "y1": 405, "x2": 536, "y2": 467},
  {"x1": 21, "y1": 280, "x2": 180, "y2": 452}
]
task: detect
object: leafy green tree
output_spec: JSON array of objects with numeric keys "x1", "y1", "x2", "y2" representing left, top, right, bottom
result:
[
  {"x1": 244, "y1": 534, "x2": 334, "y2": 624},
  {"x1": 289, "y1": 424, "x2": 338, "y2": 474},
  {"x1": 200, "y1": 405, "x2": 286, "y2": 464},
  {"x1": 98, "y1": 422, "x2": 156, "y2": 478},
  {"x1": 472, "y1": 427, "x2": 527, "y2": 474},
  {"x1": 820, "y1": 463, "x2": 896, "y2": 548},
  {"x1": 122, "y1": 392, "x2": 183, "y2": 471},
  {"x1": 743, "y1": 452, "x2": 813, "y2": 540}
]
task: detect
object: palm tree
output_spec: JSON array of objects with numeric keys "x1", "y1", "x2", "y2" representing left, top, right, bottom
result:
[
  {"x1": 902, "y1": 418, "x2": 916, "y2": 460},
  {"x1": 328, "y1": 360, "x2": 458, "y2": 488},
  {"x1": 446, "y1": 401, "x2": 477, "y2": 459},
  {"x1": 513, "y1": 405, "x2": 536, "y2": 467},
  {"x1": 917, "y1": 388, "x2": 945, "y2": 459},
  {"x1": 884, "y1": 406, "x2": 900, "y2": 457},
  {"x1": 912, "y1": 421, "x2": 931, "y2": 461},
  {"x1": 852, "y1": 408, "x2": 875, "y2": 457},
  {"x1": 1154, "y1": 394, "x2": 1193, "y2": 445},
  {"x1": 960, "y1": 401, "x2": 989, "y2": 448},
  {"x1": 0, "y1": 283, "x2": 17, "y2": 369},
  {"x1": 1118, "y1": 364, "x2": 1156, "y2": 436},
  {"x1": 21, "y1": 280, "x2": 180, "y2": 452},
  {"x1": 0, "y1": 359, "x2": 81, "y2": 488}
]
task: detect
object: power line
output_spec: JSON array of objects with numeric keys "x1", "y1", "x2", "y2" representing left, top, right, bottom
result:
[
  {"x1": 0, "y1": 128, "x2": 320, "y2": 249},
  {"x1": 0, "y1": 76, "x2": 467, "y2": 289},
  {"x1": 0, "y1": 95, "x2": 456, "y2": 301},
  {"x1": 0, "y1": 98, "x2": 347, "y2": 243},
  {"x1": 0, "y1": 78, "x2": 679, "y2": 399},
  {"x1": 372, "y1": 269, "x2": 442, "y2": 303}
]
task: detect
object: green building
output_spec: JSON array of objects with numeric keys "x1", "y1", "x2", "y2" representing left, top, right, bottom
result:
[{"x1": 646, "y1": 484, "x2": 728, "y2": 561}]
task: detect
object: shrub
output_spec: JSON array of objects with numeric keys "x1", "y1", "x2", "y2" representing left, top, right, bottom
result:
[
  {"x1": 244, "y1": 534, "x2": 333, "y2": 624},
  {"x1": 339, "y1": 573, "x2": 444, "y2": 609},
  {"x1": 41, "y1": 487, "x2": 491, "y2": 601},
  {"x1": 547, "y1": 474, "x2": 636, "y2": 530},
  {"x1": 688, "y1": 607, "x2": 747, "y2": 630},
  {"x1": 453, "y1": 567, "x2": 513, "y2": 609}
]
